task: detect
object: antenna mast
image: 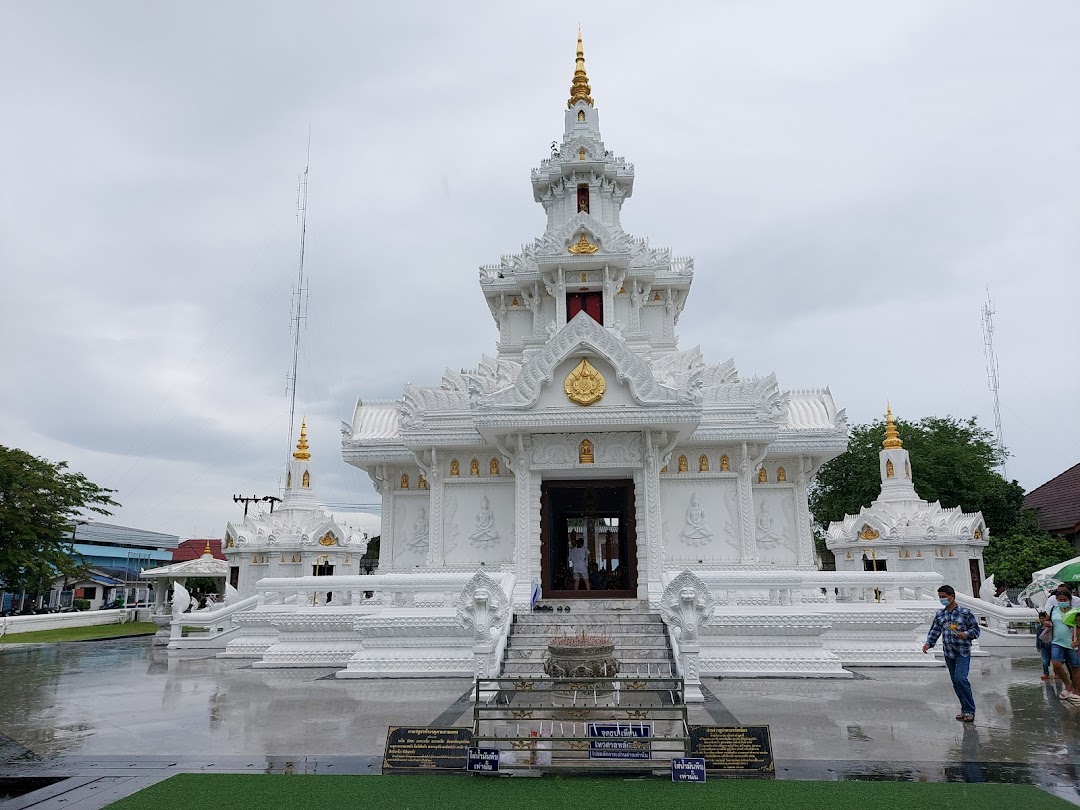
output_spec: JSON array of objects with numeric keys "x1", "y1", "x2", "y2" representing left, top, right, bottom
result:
[
  {"x1": 285, "y1": 135, "x2": 311, "y2": 468},
  {"x1": 981, "y1": 287, "x2": 1007, "y2": 478}
]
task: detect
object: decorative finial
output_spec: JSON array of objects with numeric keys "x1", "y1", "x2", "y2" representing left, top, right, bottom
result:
[
  {"x1": 882, "y1": 403, "x2": 903, "y2": 449},
  {"x1": 203, "y1": 539, "x2": 212, "y2": 556},
  {"x1": 293, "y1": 418, "x2": 311, "y2": 460},
  {"x1": 567, "y1": 29, "x2": 594, "y2": 109}
]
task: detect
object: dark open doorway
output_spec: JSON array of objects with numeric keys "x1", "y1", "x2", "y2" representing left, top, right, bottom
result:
[{"x1": 540, "y1": 479, "x2": 636, "y2": 599}]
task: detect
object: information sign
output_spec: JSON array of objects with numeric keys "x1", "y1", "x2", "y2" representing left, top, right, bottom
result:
[
  {"x1": 587, "y1": 722, "x2": 652, "y2": 760},
  {"x1": 467, "y1": 747, "x2": 500, "y2": 774},
  {"x1": 688, "y1": 725, "x2": 774, "y2": 775},
  {"x1": 382, "y1": 726, "x2": 473, "y2": 774},
  {"x1": 671, "y1": 757, "x2": 707, "y2": 782}
]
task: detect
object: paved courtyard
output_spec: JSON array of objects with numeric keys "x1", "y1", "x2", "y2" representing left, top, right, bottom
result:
[{"x1": 0, "y1": 638, "x2": 1077, "y2": 807}]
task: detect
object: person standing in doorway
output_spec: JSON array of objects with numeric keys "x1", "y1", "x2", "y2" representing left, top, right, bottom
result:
[
  {"x1": 922, "y1": 584, "x2": 981, "y2": 722},
  {"x1": 1046, "y1": 587, "x2": 1080, "y2": 702},
  {"x1": 569, "y1": 537, "x2": 590, "y2": 591}
]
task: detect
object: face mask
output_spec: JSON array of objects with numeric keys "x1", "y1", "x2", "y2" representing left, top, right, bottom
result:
[{"x1": 939, "y1": 598, "x2": 950, "y2": 606}]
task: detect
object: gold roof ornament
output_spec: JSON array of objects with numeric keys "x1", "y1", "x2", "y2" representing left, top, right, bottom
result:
[
  {"x1": 882, "y1": 403, "x2": 903, "y2": 450},
  {"x1": 293, "y1": 418, "x2": 311, "y2": 460},
  {"x1": 568, "y1": 232, "x2": 599, "y2": 254},
  {"x1": 565, "y1": 358, "x2": 606, "y2": 405},
  {"x1": 203, "y1": 539, "x2": 212, "y2": 555},
  {"x1": 567, "y1": 30, "x2": 594, "y2": 108}
]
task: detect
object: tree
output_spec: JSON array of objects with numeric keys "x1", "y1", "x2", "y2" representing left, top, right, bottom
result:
[
  {"x1": 810, "y1": 415, "x2": 1025, "y2": 564},
  {"x1": 0, "y1": 446, "x2": 118, "y2": 600},
  {"x1": 982, "y1": 510, "x2": 1074, "y2": 589}
]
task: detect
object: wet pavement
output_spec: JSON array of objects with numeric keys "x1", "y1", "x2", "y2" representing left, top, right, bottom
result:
[{"x1": 0, "y1": 639, "x2": 1077, "y2": 807}]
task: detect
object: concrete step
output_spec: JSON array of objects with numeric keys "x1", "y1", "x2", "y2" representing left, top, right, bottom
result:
[
  {"x1": 512, "y1": 620, "x2": 664, "y2": 632},
  {"x1": 508, "y1": 637, "x2": 669, "y2": 649},
  {"x1": 505, "y1": 649, "x2": 673, "y2": 662},
  {"x1": 500, "y1": 661, "x2": 675, "y2": 676},
  {"x1": 518, "y1": 613, "x2": 663, "y2": 624}
]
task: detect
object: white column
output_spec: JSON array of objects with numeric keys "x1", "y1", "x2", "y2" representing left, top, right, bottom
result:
[
  {"x1": 643, "y1": 432, "x2": 664, "y2": 607},
  {"x1": 738, "y1": 444, "x2": 760, "y2": 563},
  {"x1": 794, "y1": 456, "x2": 815, "y2": 568},
  {"x1": 425, "y1": 450, "x2": 444, "y2": 567}
]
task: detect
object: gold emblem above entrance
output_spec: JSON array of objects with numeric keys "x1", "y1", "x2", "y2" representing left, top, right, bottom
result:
[{"x1": 564, "y1": 358, "x2": 606, "y2": 406}]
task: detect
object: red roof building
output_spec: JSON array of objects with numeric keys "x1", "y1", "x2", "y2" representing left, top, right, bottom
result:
[
  {"x1": 1025, "y1": 462, "x2": 1080, "y2": 552},
  {"x1": 172, "y1": 539, "x2": 226, "y2": 562}
]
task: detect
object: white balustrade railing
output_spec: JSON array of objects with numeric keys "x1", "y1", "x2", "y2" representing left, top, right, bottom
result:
[
  {"x1": 663, "y1": 569, "x2": 943, "y2": 607},
  {"x1": 955, "y1": 592, "x2": 1039, "y2": 633},
  {"x1": 253, "y1": 571, "x2": 514, "y2": 609},
  {"x1": 170, "y1": 594, "x2": 261, "y2": 641}
]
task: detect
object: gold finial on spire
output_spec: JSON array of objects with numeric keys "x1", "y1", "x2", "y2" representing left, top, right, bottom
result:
[
  {"x1": 882, "y1": 403, "x2": 903, "y2": 449},
  {"x1": 293, "y1": 418, "x2": 311, "y2": 461},
  {"x1": 203, "y1": 539, "x2": 212, "y2": 556},
  {"x1": 567, "y1": 29, "x2": 594, "y2": 109}
]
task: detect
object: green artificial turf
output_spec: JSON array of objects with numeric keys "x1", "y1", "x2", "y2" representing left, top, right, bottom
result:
[
  {"x1": 0, "y1": 621, "x2": 156, "y2": 644},
  {"x1": 105, "y1": 773, "x2": 1074, "y2": 810}
]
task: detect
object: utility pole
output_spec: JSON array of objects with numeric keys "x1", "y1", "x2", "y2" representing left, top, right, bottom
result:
[
  {"x1": 232, "y1": 494, "x2": 282, "y2": 519},
  {"x1": 981, "y1": 287, "x2": 1007, "y2": 479},
  {"x1": 285, "y1": 134, "x2": 311, "y2": 472}
]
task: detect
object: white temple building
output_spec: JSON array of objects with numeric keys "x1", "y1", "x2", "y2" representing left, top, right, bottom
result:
[
  {"x1": 825, "y1": 407, "x2": 989, "y2": 597},
  {"x1": 169, "y1": 35, "x2": 950, "y2": 690}
]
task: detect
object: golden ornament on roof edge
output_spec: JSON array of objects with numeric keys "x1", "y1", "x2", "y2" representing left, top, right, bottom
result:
[
  {"x1": 564, "y1": 358, "x2": 606, "y2": 406},
  {"x1": 567, "y1": 30, "x2": 594, "y2": 108},
  {"x1": 293, "y1": 418, "x2": 311, "y2": 460}
]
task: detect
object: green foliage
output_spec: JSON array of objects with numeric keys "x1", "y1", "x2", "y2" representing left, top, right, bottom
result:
[
  {"x1": 184, "y1": 577, "x2": 221, "y2": 604},
  {"x1": 361, "y1": 535, "x2": 380, "y2": 562},
  {"x1": 0, "y1": 621, "x2": 156, "y2": 644},
  {"x1": 72, "y1": 599, "x2": 91, "y2": 611},
  {"x1": 983, "y1": 510, "x2": 1075, "y2": 589},
  {"x1": 0, "y1": 446, "x2": 118, "y2": 594},
  {"x1": 810, "y1": 415, "x2": 1022, "y2": 535}
]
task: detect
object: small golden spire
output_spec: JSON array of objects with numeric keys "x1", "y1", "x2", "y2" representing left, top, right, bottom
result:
[
  {"x1": 882, "y1": 403, "x2": 903, "y2": 449},
  {"x1": 203, "y1": 539, "x2": 212, "y2": 556},
  {"x1": 293, "y1": 418, "x2": 311, "y2": 461},
  {"x1": 567, "y1": 29, "x2": 594, "y2": 109}
]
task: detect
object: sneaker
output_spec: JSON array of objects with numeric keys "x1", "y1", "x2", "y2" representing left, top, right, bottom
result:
[
  {"x1": 1068, "y1": 693, "x2": 1080, "y2": 703},
  {"x1": 1060, "y1": 690, "x2": 1074, "y2": 701}
]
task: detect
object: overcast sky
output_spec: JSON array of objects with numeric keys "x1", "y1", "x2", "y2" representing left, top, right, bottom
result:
[{"x1": 1, "y1": 1, "x2": 1077, "y2": 539}]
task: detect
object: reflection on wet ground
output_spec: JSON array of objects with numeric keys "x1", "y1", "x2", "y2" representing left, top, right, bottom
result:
[{"x1": 0, "y1": 640, "x2": 1077, "y2": 806}]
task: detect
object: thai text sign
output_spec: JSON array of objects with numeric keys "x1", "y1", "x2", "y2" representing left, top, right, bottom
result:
[
  {"x1": 671, "y1": 757, "x2": 707, "y2": 782},
  {"x1": 382, "y1": 726, "x2": 473, "y2": 773},
  {"x1": 587, "y1": 722, "x2": 652, "y2": 760},
  {"x1": 688, "y1": 725, "x2": 774, "y2": 774},
  {"x1": 467, "y1": 747, "x2": 500, "y2": 774}
]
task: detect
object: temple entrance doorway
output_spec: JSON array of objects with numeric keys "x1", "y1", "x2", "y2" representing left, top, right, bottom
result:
[{"x1": 540, "y1": 479, "x2": 636, "y2": 599}]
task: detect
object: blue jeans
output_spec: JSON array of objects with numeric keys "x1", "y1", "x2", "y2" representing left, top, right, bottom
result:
[
  {"x1": 1040, "y1": 644, "x2": 1052, "y2": 676},
  {"x1": 946, "y1": 654, "x2": 976, "y2": 717}
]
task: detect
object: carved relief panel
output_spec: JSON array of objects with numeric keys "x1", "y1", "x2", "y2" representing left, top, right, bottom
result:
[{"x1": 660, "y1": 480, "x2": 741, "y2": 563}]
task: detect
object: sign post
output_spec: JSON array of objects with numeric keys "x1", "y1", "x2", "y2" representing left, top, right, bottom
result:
[
  {"x1": 467, "y1": 748, "x2": 500, "y2": 774},
  {"x1": 671, "y1": 757, "x2": 707, "y2": 782}
]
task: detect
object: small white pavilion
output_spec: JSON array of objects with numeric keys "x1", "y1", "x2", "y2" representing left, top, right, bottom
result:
[{"x1": 825, "y1": 407, "x2": 989, "y2": 596}]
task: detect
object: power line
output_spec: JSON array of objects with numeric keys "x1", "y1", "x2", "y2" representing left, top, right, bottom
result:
[{"x1": 981, "y1": 287, "x2": 1007, "y2": 479}]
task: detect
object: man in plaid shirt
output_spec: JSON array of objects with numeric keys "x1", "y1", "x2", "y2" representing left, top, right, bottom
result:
[{"x1": 922, "y1": 584, "x2": 981, "y2": 722}]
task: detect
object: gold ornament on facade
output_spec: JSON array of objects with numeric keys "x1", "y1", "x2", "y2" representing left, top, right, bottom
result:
[
  {"x1": 319, "y1": 533, "x2": 336, "y2": 547},
  {"x1": 720, "y1": 454, "x2": 730, "y2": 472},
  {"x1": 758, "y1": 468, "x2": 768, "y2": 483},
  {"x1": 777, "y1": 466, "x2": 787, "y2": 482},
  {"x1": 568, "y1": 232, "x2": 599, "y2": 254},
  {"x1": 904, "y1": 460, "x2": 910, "y2": 478},
  {"x1": 653, "y1": 291, "x2": 661, "y2": 301},
  {"x1": 973, "y1": 528, "x2": 982, "y2": 540},
  {"x1": 511, "y1": 296, "x2": 519, "y2": 306},
  {"x1": 882, "y1": 403, "x2": 903, "y2": 449},
  {"x1": 293, "y1": 418, "x2": 311, "y2": 460},
  {"x1": 470, "y1": 458, "x2": 479, "y2": 476},
  {"x1": 579, "y1": 438, "x2": 594, "y2": 464},
  {"x1": 699, "y1": 454, "x2": 709, "y2": 472},
  {"x1": 490, "y1": 458, "x2": 499, "y2": 475},
  {"x1": 578, "y1": 147, "x2": 586, "y2": 161},
  {"x1": 677, "y1": 454, "x2": 688, "y2": 473},
  {"x1": 418, "y1": 472, "x2": 427, "y2": 489},
  {"x1": 886, "y1": 459, "x2": 895, "y2": 478},
  {"x1": 400, "y1": 473, "x2": 409, "y2": 489},
  {"x1": 661, "y1": 465, "x2": 668, "y2": 474},
  {"x1": 302, "y1": 470, "x2": 310, "y2": 488},
  {"x1": 450, "y1": 459, "x2": 460, "y2": 476},
  {"x1": 577, "y1": 109, "x2": 586, "y2": 121},
  {"x1": 564, "y1": 358, "x2": 606, "y2": 405},
  {"x1": 581, "y1": 272, "x2": 588, "y2": 282},
  {"x1": 859, "y1": 525, "x2": 879, "y2": 541}
]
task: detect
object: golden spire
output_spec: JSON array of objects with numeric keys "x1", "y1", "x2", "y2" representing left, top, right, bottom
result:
[
  {"x1": 203, "y1": 539, "x2": 212, "y2": 555},
  {"x1": 882, "y1": 403, "x2": 903, "y2": 449},
  {"x1": 567, "y1": 29, "x2": 594, "y2": 109},
  {"x1": 293, "y1": 418, "x2": 311, "y2": 461}
]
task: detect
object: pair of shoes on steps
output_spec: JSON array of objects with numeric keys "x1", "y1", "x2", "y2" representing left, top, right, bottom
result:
[{"x1": 1059, "y1": 690, "x2": 1080, "y2": 702}]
